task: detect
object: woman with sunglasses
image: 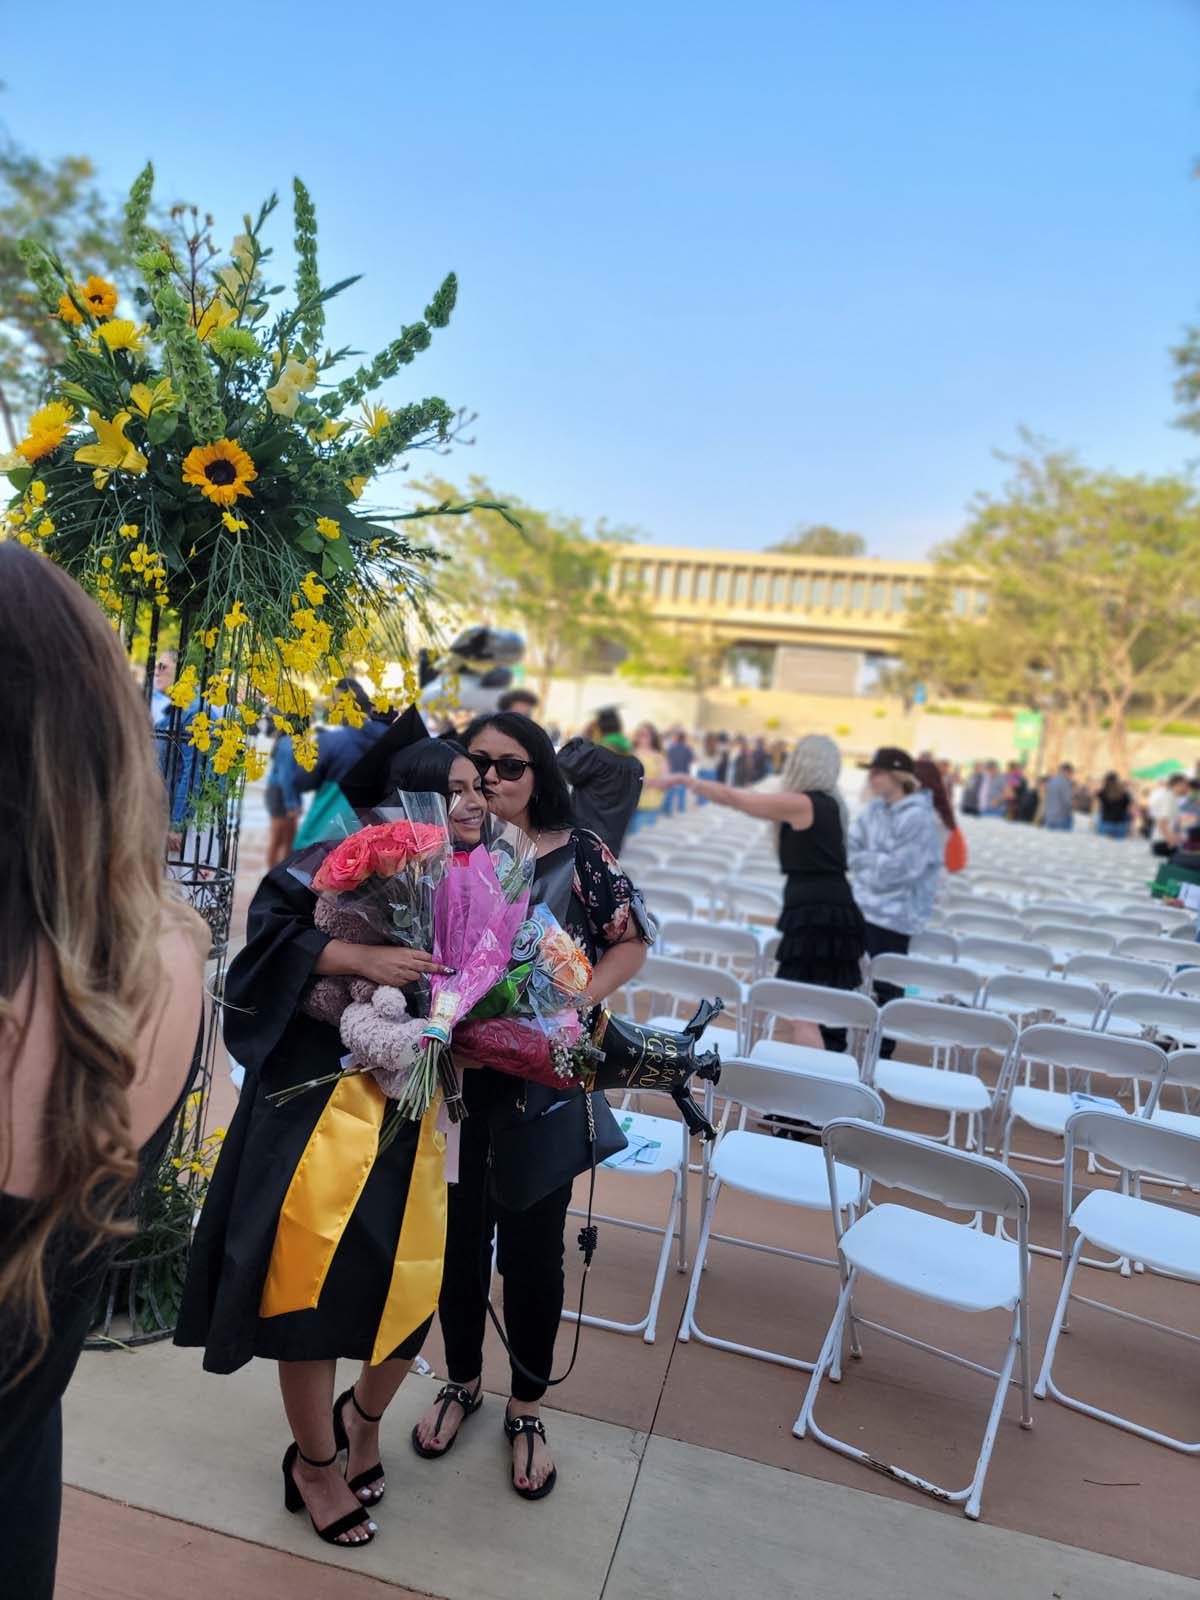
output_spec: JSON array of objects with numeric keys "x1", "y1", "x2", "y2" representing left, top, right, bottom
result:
[{"x1": 412, "y1": 711, "x2": 653, "y2": 1498}]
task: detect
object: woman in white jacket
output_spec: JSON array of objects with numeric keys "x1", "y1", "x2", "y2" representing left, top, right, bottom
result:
[{"x1": 847, "y1": 747, "x2": 944, "y2": 1048}]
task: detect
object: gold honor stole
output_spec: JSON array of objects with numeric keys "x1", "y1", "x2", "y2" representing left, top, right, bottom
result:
[{"x1": 260, "y1": 1072, "x2": 447, "y2": 1366}]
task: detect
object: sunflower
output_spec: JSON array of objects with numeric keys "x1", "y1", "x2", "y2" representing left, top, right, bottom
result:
[
  {"x1": 58, "y1": 290, "x2": 84, "y2": 326},
  {"x1": 17, "y1": 400, "x2": 75, "y2": 465},
  {"x1": 95, "y1": 319, "x2": 146, "y2": 354},
  {"x1": 181, "y1": 439, "x2": 258, "y2": 506},
  {"x1": 81, "y1": 275, "x2": 119, "y2": 320}
]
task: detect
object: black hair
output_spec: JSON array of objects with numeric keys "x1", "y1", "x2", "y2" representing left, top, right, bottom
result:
[
  {"x1": 461, "y1": 710, "x2": 575, "y2": 831},
  {"x1": 387, "y1": 737, "x2": 470, "y2": 801},
  {"x1": 595, "y1": 707, "x2": 623, "y2": 737},
  {"x1": 498, "y1": 688, "x2": 538, "y2": 712}
]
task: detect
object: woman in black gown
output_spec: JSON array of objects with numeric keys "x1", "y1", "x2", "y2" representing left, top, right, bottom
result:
[
  {"x1": 411, "y1": 712, "x2": 653, "y2": 1499},
  {"x1": 0, "y1": 546, "x2": 207, "y2": 1599},
  {"x1": 176, "y1": 739, "x2": 489, "y2": 1549},
  {"x1": 661, "y1": 734, "x2": 864, "y2": 1048}
]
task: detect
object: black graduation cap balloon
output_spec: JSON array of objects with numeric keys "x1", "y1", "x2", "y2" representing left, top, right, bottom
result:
[
  {"x1": 585, "y1": 999, "x2": 724, "y2": 1141},
  {"x1": 337, "y1": 705, "x2": 430, "y2": 809}
]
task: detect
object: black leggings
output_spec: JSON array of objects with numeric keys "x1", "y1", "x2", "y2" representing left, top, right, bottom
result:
[
  {"x1": 863, "y1": 922, "x2": 911, "y2": 1056},
  {"x1": 438, "y1": 1070, "x2": 572, "y2": 1403}
]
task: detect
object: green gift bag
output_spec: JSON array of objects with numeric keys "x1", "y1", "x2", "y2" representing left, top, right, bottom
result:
[
  {"x1": 292, "y1": 781, "x2": 360, "y2": 851},
  {"x1": 1150, "y1": 861, "x2": 1200, "y2": 899}
]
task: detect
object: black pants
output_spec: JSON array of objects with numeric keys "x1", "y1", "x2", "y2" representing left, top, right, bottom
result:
[
  {"x1": 3, "y1": 1399, "x2": 62, "y2": 1599},
  {"x1": 438, "y1": 1071, "x2": 572, "y2": 1403},
  {"x1": 863, "y1": 922, "x2": 911, "y2": 1056}
]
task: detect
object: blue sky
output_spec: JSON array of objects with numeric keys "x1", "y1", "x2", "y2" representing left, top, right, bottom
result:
[{"x1": 5, "y1": 0, "x2": 1200, "y2": 557}]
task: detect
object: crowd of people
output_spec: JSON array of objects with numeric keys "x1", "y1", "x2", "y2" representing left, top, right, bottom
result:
[{"x1": 954, "y1": 757, "x2": 1200, "y2": 848}]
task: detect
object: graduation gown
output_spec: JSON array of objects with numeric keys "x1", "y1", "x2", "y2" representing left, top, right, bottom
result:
[{"x1": 175, "y1": 865, "x2": 431, "y2": 1373}]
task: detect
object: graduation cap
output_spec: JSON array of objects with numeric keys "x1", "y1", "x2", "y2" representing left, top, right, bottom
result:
[{"x1": 337, "y1": 705, "x2": 431, "y2": 808}]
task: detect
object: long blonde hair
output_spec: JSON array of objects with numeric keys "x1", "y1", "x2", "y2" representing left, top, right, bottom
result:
[
  {"x1": 775, "y1": 734, "x2": 849, "y2": 845},
  {"x1": 0, "y1": 545, "x2": 205, "y2": 1377}
]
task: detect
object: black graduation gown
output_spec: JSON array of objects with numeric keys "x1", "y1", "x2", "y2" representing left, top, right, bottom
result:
[{"x1": 175, "y1": 865, "x2": 429, "y2": 1373}]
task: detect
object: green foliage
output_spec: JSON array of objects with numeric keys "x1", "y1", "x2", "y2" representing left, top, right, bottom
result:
[
  {"x1": 319, "y1": 279, "x2": 456, "y2": 415},
  {"x1": 897, "y1": 440, "x2": 1200, "y2": 766},
  {"x1": 408, "y1": 475, "x2": 669, "y2": 697},
  {"x1": 765, "y1": 523, "x2": 867, "y2": 557},
  {"x1": 123, "y1": 161, "x2": 157, "y2": 256},
  {"x1": 151, "y1": 279, "x2": 227, "y2": 441},
  {"x1": 0, "y1": 139, "x2": 130, "y2": 436},
  {"x1": 291, "y1": 177, "x2": 323, "y2": 355}
]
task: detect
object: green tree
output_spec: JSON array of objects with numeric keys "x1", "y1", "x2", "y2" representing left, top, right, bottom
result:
[
  {"x1": 896, "y1": 443, "x2": 1200, "y2": 770},
  {"x1": 0, "y1": 138, "x2": 129, "y2": 445},
  {"x1": 409, "y1": 476, "x2": 666, "y2": 703},
  {"x1": 765, "y1": 523, "x2": 867, "y2": 557}
]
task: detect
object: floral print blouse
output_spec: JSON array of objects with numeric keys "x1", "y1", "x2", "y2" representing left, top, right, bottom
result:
[{"x1": 562, "y1": 828, "x2": 656, "y2": 963}]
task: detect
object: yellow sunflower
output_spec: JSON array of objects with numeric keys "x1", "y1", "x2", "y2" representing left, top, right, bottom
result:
[
  {"x1": 58, "y1": 290, "x2": 84, "y2": 326},
  {"x1": 81, "y1": 275, "x2": 118, "y2": 320},
  {"x1": 181, "y1": 439, "x2": 258, "y2": 506},
  {"x1": 95, "y1": 319, "x2": 147, "y2": 354},
  {"x1": 17, "y1": 400, "x2": 75, "y2": 465}
]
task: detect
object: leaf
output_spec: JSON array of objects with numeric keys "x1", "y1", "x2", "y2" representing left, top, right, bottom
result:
[
  {"x1": 5, "y1": 466, "x2": 32, "y2": 493},
  {"x1": 146, "y1": 411, "x2": 178, "y2": 447},
  {"x1": 297, "y1": 528, "x2": 324, "y2": 553},
  {"x1": 321, "y1": 550, "x2": 338, "y2": 579}
]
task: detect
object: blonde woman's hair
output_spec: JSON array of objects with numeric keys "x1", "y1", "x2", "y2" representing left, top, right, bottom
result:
[
  {"x1": 776, "y1": 734, "x2": 848, "y2": 845},
  {"x1": 0, "y1": 545, "x2": 206, "y2": 1382}
]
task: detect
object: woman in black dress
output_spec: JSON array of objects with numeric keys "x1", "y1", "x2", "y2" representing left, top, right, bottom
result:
[
  {"x1": 0, "y1": 546, "x2": 207, "y2": 1599},
  {"x1": 411, "y1": 712, "x2": 653, "y2": 1499},
  {"x1": 176, "y1": 739, "x2": 489, "y2": 1549},
  {"x1": 662, "y1": 734, "x2": 864, "y2": 1047}
]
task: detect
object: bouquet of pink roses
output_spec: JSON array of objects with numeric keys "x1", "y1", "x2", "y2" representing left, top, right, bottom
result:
[{"x1": 390, "y1": 820, "x2": 537, "y2": 1123}]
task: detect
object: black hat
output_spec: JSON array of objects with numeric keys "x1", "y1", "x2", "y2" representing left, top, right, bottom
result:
[
  {"x1": 338, "y1": 705, "x2": 430, "y2": 808},
  {"x1": 860, "y1": 746, "x2": 916, "y2": 774}
]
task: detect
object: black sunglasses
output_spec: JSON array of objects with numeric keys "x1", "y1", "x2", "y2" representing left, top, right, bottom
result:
[{"x1": 470, "y1": 752, "x2": 533, "y2": 781}]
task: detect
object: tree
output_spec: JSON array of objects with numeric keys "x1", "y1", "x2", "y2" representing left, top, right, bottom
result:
[
  {"x1": 408, "y1": 476, "x2": 667, "y2": 704},
  {"x1": 896, "y1": 442, "x2": 1200, "y2": 771},
  {"x1": 765, "y1": 523, "x2": 867, "y2": 557},
  {"x1": 0, "y1": 137, "x2": 129, "y2": 446}
]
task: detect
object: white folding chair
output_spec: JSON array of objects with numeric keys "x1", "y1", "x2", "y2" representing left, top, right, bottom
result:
[
  {"x1": 643, "y1": 868, "x2": 719, "y2": 913},
  {"x1": 981, "y1": 973, "x2": 1103, "y2": 1029},
  {"x1": 746, "y1": 977, "x2": 878, "y2": 1083},
  {"x1": 796, "y1": 1120, "x2": 1032, "y2": 1520},
  {"x1": 1063, "y1": 951, "x2": 1172, "y2": 1000},
  {"x1": 944, "y1": 912, "x2": 1026, "y2": 941},
  {"x1": 643, "y1": 885, "x2": 697, "y2": 923},
  {"x1": 868, "y1": 952, "x2": 982, "y2": 1007},
  {"x1": 910, "y1": 929, "x2": 958, "y2": 962},
  {"x1": 722, "y1": 884, "x2": 781, "y2": 925},
  {"x1": 564, "y1": 1093, "x2": 690, "y2": 1344},
  {"x1": 678, "y1": 1063, "x2": 884, "y2": 1368},
  {"x1": 957, "y1": 936, "x2": 1054, "y2": 980},
  {"x1": 1168, "y1": 966, "x2": 1200, "y2": 999},
  {"x1": 1102, "y1": 988, "x2": 1200, "y2": 1052},
  {"x1": 1116, "y1": 934, "x2": 1195, "y2": 969},
  {"x1": 866, "y1": 998, "x2": 1016, "y2": 1150},
  {"x1": 1089, "y1": 915, "x2": 1169, "y2": 940},
  {"x1": 993, "y1": 1024, "x2": 1167, "y2": 1216},
  {"x1": 1148, "y1": 1047, "x2": 1200, "y2": 1149},
  {"x1": 626, "y1": 953, "x2": 745, "y2": 1054},
  {"x1": 1030, "y1": 923, "x2": 1116, "y2": 963},
  {"x1": 657, "y1": 918, "x2": 760, "y2": 980},
  {"x1": 1035, "y1": 1110, "x2": 1200, "y2": 1452}
]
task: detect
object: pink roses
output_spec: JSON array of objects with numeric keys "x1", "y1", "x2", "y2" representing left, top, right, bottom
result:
[{"x1": 311, "y1": 821, "x2": 448, "y2": 894}]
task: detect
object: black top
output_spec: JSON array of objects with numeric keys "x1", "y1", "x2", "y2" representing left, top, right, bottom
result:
[
  {"x1": 0, "y1": 1065, "x2": 194, "y2": 1454},
  {"x1": 778, "y1": 791, "x2": 857, "y2": 908},
  {"x1": 555, "y1": 739, "x2": 643, "y2": 856},
  {"x1": 1097, "y1": 789, "x2": 1132, "y2": 824}
]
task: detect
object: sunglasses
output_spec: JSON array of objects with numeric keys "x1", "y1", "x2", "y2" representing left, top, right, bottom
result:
[{"x1": 470, "y1": 752, "x2": 533, "y2": 782}]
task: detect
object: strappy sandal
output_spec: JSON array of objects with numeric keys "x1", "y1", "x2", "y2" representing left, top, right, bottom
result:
[
  {"x1": 332, "y1": 1386, "x2": 386, "y2": 1506},
  {"x1": 411, "y1": 1380, "x2": 483, "y2": 1460},
  {"x1": 503, "y1": 1413, "x2": 558, "y2": 1501},
  {"x1": 282, "y1": 1442, "x2": 378, "y2": 1547}
]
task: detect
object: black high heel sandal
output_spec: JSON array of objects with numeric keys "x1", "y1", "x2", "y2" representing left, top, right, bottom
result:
[
  {"x1": 333, "y1": 1386, "x2": 386, "y2": 1506},
  {"x1": 503, "y1": 1413, "x2": 558, "y2": 1501},
  {"x1": 411, "y1": 1380, "x2": 484, "y2": 1460},
  {"x1": 282, "y1": 1442, "x2": 378, "y2": 1547}
]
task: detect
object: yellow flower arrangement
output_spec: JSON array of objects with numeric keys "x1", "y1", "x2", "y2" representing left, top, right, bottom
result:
[{"x1": 16, "y1": 400, "x2": 75, "y2": 465}]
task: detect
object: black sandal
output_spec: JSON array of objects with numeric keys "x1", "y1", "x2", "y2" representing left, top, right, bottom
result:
[
  {"x1": 282, "y1": 1442, "x2": 378, "y2": 1547},
  {"x1": 332, "y1": 1386, "x2": 386, "y2": 1506},
  {"x1": 503, "y1": 1413, "x2": 558, "y2": 1501},
  {"x1": 411, "y1": 1380, "x2": 484, "y2": 1459}
]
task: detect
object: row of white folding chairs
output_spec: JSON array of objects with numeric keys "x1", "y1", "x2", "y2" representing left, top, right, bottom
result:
[
  {"x1": 919, "y1": 920, "x2": 1196, "y2": 968},
  {"x1": 936, "y1": 893, "x2": 1194, "y2": 936},
  {"x1": 669, "y1": 1053, "x2": 1200, "y2": 1518}
]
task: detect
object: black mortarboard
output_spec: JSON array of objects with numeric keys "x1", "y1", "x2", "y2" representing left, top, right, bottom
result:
[{"x1": 338, "y1": 705, "x2": 430, "y2": 808}]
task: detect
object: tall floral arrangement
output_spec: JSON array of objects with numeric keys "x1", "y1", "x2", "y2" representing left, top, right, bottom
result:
[{"x1": 1, "y1": 163, "x2": 497, "y2": 784}]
